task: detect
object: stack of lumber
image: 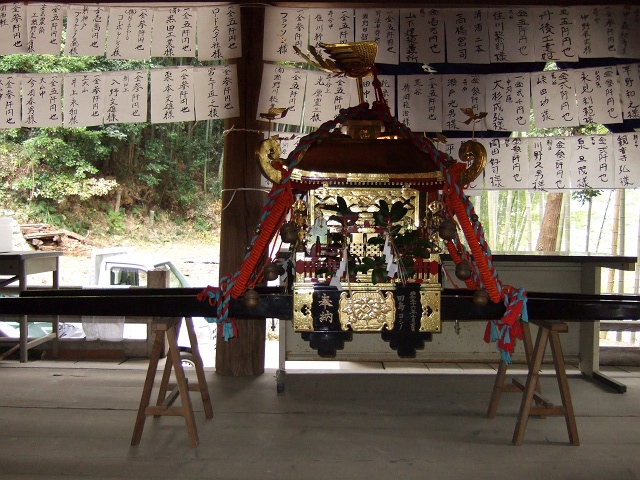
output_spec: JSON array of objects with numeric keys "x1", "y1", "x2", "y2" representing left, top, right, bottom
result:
[{"x1": 20, "y1": 223, "x2": 94, "y2": 255}]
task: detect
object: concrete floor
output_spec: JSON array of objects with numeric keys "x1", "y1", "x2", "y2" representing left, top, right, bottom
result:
[{"x1": 0, "y1": 352, "x2": 639, "y2": 480}]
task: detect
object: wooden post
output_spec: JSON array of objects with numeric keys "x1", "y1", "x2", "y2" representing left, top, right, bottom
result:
[
  {"x1": 147, "y1": 269, "x2": 169, "y2": 357},
  {"x1": 216, "y1": 5, "x2": 267, "y2": 376}
]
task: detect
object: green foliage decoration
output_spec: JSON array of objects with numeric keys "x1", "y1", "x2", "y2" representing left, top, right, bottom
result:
[{"x1": 325, "y1": 197, "x2": 433, "y2": 284}]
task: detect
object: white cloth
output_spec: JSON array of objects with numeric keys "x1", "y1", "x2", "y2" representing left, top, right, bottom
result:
[
  {"x1": 80, "y1": 286, "x2": 125, "y2": 341},
  {"x1": 81, "y1": 316, "x2": 125, "y2": 342}
]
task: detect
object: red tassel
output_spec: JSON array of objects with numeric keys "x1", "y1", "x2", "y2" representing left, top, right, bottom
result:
[
  {"x1": 512, "y1": 320, "x2": 523, "y2": 340},
  {"x1": 483, "y1": 322, "x2": 492, "y2": 343}
]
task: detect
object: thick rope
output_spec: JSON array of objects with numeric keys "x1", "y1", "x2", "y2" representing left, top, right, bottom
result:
[
  {"x1": 230, "y1": 181, "x2": 293, "y2": 298},
  {"x1": 443, "y1": 171, "x2": 501, "y2": 303}
]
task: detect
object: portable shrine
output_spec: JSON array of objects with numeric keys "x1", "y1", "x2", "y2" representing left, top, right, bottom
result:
[{"x1": 245, "y1": 41, "x2": 491, "y2": 358}]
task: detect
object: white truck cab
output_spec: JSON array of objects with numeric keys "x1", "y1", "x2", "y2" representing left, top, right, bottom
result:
[
  {"x1": 91, "y1": 247, "x2": 188, "y2": 288},
  {"x1": 89, "y1": 248, "x2": 215, "y2": 366}
]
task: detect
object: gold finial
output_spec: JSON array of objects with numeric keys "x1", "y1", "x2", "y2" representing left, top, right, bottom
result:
[{"x1": 294, "y1": 41, "x2": 378, "y2": 104}]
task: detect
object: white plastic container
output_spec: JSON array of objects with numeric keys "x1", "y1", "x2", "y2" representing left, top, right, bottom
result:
[{"x1": 0, "y1": 217, "x2": 13, "y2": 252}]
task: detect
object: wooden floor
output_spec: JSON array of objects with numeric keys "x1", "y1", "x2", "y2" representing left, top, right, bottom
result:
[{"x1": 0, "y1": 358, "x2": 639, "y2": 480}]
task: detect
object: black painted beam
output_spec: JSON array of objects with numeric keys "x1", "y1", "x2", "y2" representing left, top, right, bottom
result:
[{"x1": 1, "y1": 288, "x2": 639, "y2": 322}]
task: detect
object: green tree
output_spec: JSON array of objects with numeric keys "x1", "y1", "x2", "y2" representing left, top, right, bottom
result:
[{"x1": 0, "y1": 52, "x2": 224, "y2": 232}]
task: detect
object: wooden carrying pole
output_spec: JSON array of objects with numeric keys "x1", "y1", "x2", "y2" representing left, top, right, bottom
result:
[{"x1": 216, "y1": 5, "x2": 268, "y2": 376}]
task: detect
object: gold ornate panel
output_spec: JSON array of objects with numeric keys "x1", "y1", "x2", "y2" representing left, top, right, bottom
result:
[
  {"x1": 339, "y1": 289, "x2": 396, "y2": 331},
  {"x1": 293, "y1": 287, "x2": 314, "y2": 331},
  {"x1": 309, "y1": 185, "x2": 420, "y2": 231},
  {"x1": 419, "y1": 288, "x2": 441, "y2": 333}
]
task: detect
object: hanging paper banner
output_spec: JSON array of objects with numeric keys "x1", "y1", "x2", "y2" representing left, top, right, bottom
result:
[
  {"x1": 397, "y1": 75, "x2": 437, "y2": 132},
  {"x1": 104, "y1": 70, "x2": 148, "y2": 124},
  {"x1": 569, "y1": 135, "x2": 614, "y2": 189},
  {"x1": 399, "y1": 8, "x2": 445, "y2": 64},
  {"x1": 21, "y1": 74, "x2": 62, "y2": 127},
  {"x1": 618, "y1": 7, "x2": 640, "y2": 59},
  {"x1": 304, "y1": 71, "x2": 352, "y2": 128},
  {"x1": 532, "y1": 7, "x2": 579, "y2": 62},
  {"x1": 422, "y1": 74, "x2": 442, "y2": 132},
  {"x1": 354, "y1": 9, "x2": 399, "y2": 65},
  {"x1": 574, "y1": 5, "x2": 622, "y2": 59},
  {"x1": 151, "y1": 7, "x2": 196, "y2": 58},
  {"x1": 26, "y1": 3, "x2": 62, "y2": 56},
  {"x1": 256, "y1": 65, "x2": 306, "y2": 126},
  {"x1": 444, "y1": 9, "x2": 490, "y2": 64},
  {"x1": 358, "y1": 75, "x2": 396, "y2": 116},
  {"x1": 0, "y1": 3, "x2": 27, "y2": 54},
  {"x1": 150, "y1": 67, "x2": 195, "y2": 124},
  {"x1": 575, "y1": 66, "x2": 623, "y2": 126},
  {"x1": 64, "y1": 6, "x2": 107, "y2": 57},
  {"x1": 263, "y1": 7, "x2": 309, "y2": 62},
  {"x1": 308, "y1": 8, "x2": 355, "y2": 48},
  {"x1": 531, "y1": 69, "x2": 578, "y2": 129},
  {"x1": 618, "y1": 63, "x2": 640, "y2": 121},
  {"x1": 529, "y1": 137, "x2": 570, "y2": 191},
  {"x1": 0, "y1": 75, "x2": 20, "y2": 128},
  {"x1": 63, "y1": 73, "x2": 104, "y2": 127},
  {"x1": 106, "y1": 8, "x2": 151, "y2": 60},
  {"x1": 196, "y1": 5, "x2": 241, "y2": 61},
  {"x1": 489, "y1": 8, "x2": 535, "y2": 63},
  {"x1": 485, "y1": 137, "x2": 529, "y2": 190},
  {"x1": 486, "y1": 73, "x2": 531, "y2": 132},
  {"x1": 441, "y1": 74, "x2": 487, "y2": 131},
  {"x1": 613, "y1": 133, "x2": 640, "y2": 188},
  {"x1": 194, "y1": 64, "x2": 239, "y2": 121}
]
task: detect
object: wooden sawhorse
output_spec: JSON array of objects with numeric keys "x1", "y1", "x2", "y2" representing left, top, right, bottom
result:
[
  {"x1": 131, "y1": 317, "x2": 213, "y2": 448},
  {"x1": 487, "y1": 320, "x2": 579, "y2": 446}
]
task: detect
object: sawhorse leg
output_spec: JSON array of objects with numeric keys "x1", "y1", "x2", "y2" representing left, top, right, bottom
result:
[
  {"x1": 131, "y1": 320, "x2": 168, "y2": 446},
  {"x1": 155, "y1": 318, "x2": 213, "y2": 420},
  {"x1": 487, "y1": 321, "x2": 542, "y2": 419},
  {"x1": 512, "y1": 320, "x2": 579, "y2": 446},
  {"x1": 132, "y1": 318, "x2": 207, "y2": 448}
]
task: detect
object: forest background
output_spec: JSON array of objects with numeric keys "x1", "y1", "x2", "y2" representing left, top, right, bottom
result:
[{"x1": 1, "y1": 53, "x2": 639, "y2": 297}]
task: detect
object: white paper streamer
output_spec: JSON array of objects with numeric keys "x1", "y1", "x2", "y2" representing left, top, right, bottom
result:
[
  {"x1": 383, "y1": 235, "x2": 398, "y2": 279},
  {"x1": 330, "y1": 246, "x2": 348, "y2": 291}
]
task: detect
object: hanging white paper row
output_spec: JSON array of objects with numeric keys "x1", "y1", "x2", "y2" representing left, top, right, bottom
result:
[
  {"x1": 0, "y1": 3, "x2": 241, "y2": 60},
  {"x1": 256, "y1": 63, "x2": 640, "y2": 131},
  {"x1": 447, "y1": 134, "x2": 640, "y2": 192},
  {"x1": 1, "y1": 4, "x2": 638, "y2": 63},
  {"x1": 0, "y1": 65, "x2": 239, "y2": 128},
  {"x1": 264, "y1": 6, "x2": 640, "y2": 64},
  {"x1": 275, "y1": 132, "x2": 640, "y2": 192}
]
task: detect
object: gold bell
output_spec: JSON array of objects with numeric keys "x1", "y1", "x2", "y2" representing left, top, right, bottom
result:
[
  {"x1": 438, "y1": 218, "x2": 457, "y2": 241},
  {"x1": 244, "y1": 289, "x2": 260, "y2": 308},
  {"x1": 455, "y1": 261, "x2": 473, "y2": 280},
  {"x1": 263, "y1": 262, "x2": 284, "y2": 281},
  {"x1": 280, "y1": 222, "x2": 299, "y2": 244},
  {"x1": 472, "y1": 289, "x2": 489, "y2": 307}
]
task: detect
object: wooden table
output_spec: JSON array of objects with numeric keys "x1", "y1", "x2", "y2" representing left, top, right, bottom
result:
[{"x1": 0, "y1": 251, "x2": 62, "y2": 362}]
